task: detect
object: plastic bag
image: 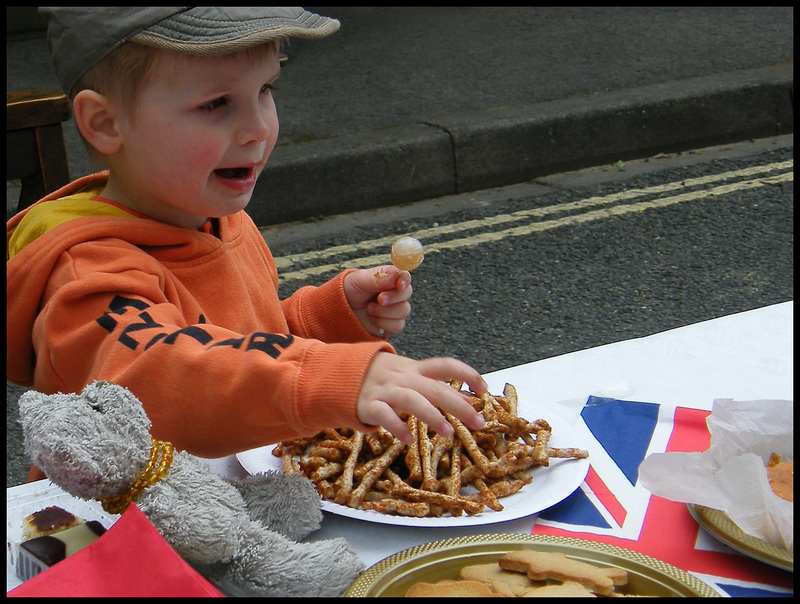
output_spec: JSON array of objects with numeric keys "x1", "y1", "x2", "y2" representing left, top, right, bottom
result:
[{"x1": 638, "y1": 399, "x2": 792, "y2": 552}]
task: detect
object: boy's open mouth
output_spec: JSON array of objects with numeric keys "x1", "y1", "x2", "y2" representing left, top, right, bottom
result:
[
  {"x1": 214, "y1": 167, "x2": 252, "y2": 180},
  {"x1": 213, "y1": 165, "x2": 258, "y2": 192}
]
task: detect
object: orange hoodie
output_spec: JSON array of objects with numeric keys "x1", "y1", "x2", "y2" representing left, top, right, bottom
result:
[{"x1": 7, "y1": 172, "x2": 393, "y2": 458}]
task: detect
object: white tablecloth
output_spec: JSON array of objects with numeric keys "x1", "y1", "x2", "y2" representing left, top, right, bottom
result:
[
  {"x1": 8, "y1": 301, "x2": 793, "y2": 595},
  {"x1": 299, "y1": 302, "x2": 793, "y2": 563}
]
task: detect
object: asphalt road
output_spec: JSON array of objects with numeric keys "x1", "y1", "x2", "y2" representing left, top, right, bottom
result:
[
  {"x1": 6, "y1": 135, "x2": 793, "y2": 487},
  {"x1": 258, "y1": 135, "x2": 793, "y2": 372},
  {"x1": 6, "y1": 7, "x2": 793, "y2": 225}
]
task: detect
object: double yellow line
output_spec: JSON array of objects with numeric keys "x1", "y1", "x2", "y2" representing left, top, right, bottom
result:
[{"x1": 275, "y1": 160, "x2": 793, "y2": 283}]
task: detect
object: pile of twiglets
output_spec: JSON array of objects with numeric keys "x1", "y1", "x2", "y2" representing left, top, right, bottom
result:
[{"x1": 273, "y1": 382, "x2": 589, "y2": 518}]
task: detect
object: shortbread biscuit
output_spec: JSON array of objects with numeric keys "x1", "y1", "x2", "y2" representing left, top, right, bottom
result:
[
  {"x1": 498, "y1": 550, "x2": 627, "y2": 596},
  {"x1": 460, "y1": 562, "x2": 537, "y2": 596},
  {"x1": 406, "y1": 579, "x2": 499, "y2": 597},
  {"x1": 520, "y1": 580, "x2": 597, "y2": 597}
]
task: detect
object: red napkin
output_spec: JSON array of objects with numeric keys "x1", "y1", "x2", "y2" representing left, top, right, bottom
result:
[{"x1": 9, "y1": 503, "x2": 224, "y2": 597}]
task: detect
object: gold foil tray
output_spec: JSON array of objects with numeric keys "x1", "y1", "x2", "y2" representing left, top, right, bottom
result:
[
  {"x1": 344, "y1": 533, "x2": 721, "y2": 597},
  {"x1": 689, "y1": 504, "x2": 792, "y2": 572}
]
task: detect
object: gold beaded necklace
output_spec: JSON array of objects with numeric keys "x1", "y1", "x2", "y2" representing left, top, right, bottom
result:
[{"x1": 99, "y1": 437, "x2": 174, "y2": 515}]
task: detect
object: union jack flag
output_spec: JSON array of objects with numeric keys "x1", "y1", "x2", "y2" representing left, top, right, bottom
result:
[{"x1": 533, "y1": 396, "x2": 793, "y2": 597}]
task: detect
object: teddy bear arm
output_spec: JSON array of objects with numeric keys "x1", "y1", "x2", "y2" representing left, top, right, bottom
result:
[
  {"x1": 226, "y1": 472, "x2": 324, "y2": 541},
  {"x1": 216, "y1": 522, "x2": 365, "y2": 597}
]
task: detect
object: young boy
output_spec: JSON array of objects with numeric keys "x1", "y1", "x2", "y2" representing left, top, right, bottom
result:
[{"x1": 7, "y1": 7, "x2": 486, "y2": 479}]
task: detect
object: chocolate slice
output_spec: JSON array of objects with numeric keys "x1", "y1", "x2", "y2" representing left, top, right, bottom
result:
[
  {"x1": 17, "y1": 521, "x2": 106, "y2": 581},
  {"x1": 22, "y1": 505, "x2": 83, "y2": 540}
]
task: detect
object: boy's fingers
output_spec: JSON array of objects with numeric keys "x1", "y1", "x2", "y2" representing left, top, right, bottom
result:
[
  {"x1": 358, "y1": 399, "x2": 413, "y2": 444},
  {"x1": 377, "y1": 283, "x2": 413, "y2": 306},
  {"x1": 393, "y1": 372, "x2": 485, "y2": 434},
  {"x1": 358, "y1": 354, "x2": 488, "y2": 439},
  {"x1": 369, "y1": 300, "x2": 410, "y2": 319},
  {"x1": 425, "y1": 379, "x2": 485, "y2": 432},
  {"x1": 417, "y1": 357, "x2": 488, "y2": 395}
]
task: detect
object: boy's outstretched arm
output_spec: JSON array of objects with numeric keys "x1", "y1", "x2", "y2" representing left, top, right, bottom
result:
[{"x1": 357, "y1": 353, "x2": 487, "y2": 444}]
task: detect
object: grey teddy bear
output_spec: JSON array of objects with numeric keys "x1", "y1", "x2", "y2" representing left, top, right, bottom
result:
[{"x1": 18, "y1": 380, "x2": 365, "y2": 597}]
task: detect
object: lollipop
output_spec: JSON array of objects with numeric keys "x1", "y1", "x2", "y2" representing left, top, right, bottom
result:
[{"x1": 391, "y1": 236, "x2": 424, "y2": 271}]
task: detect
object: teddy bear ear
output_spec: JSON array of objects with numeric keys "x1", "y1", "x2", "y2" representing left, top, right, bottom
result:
[
  {"x1": 82, "y1": 380, "x2": 115, "y2": 412},
  {"x1": 81, "y1": 381, "x2": 148, "y2": 418}
]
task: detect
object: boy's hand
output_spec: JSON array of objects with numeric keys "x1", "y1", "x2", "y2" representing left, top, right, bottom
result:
[
  {"x1": 343, "y1": 266, "x2": 412, "y2": 337},
  {"x1": 357, "y1": 353, "x2": 488, "y2": 444}
]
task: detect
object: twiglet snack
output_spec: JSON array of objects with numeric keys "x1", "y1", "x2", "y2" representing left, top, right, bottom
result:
[
  {"x1": 391, "y1": 236, "x2": 424, "y2": 271},
  {"x1": 273, "y1": 382, "x2": 588, "y2": 519}
]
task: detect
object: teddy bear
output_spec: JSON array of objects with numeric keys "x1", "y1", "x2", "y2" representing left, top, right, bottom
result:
[{"x1": 18, "y1": 380, "x2": 365, "y2": 597}]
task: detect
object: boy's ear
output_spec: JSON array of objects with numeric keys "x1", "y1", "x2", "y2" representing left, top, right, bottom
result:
[{"x1": 72, "y1": 89, "x2": 122, "y2": 155}]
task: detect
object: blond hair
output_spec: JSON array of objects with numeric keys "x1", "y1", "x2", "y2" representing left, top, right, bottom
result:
[{"x1": 72, "y1": 42, "x2": 160, "y2": 166}]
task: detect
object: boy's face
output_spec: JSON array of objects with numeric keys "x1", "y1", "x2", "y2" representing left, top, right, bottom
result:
[{"x1": 104, "y1": 43, "x2": 280, "y2": 228}]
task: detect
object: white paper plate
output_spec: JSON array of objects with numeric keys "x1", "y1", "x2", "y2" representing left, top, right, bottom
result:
[{"x1": 237, "y1": 404, "x2": 590, "y2": 528}]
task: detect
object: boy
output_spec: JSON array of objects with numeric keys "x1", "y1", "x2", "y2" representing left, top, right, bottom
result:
[{"x1": 7, "y1": 7, "x2": 486, "y2": 479}]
